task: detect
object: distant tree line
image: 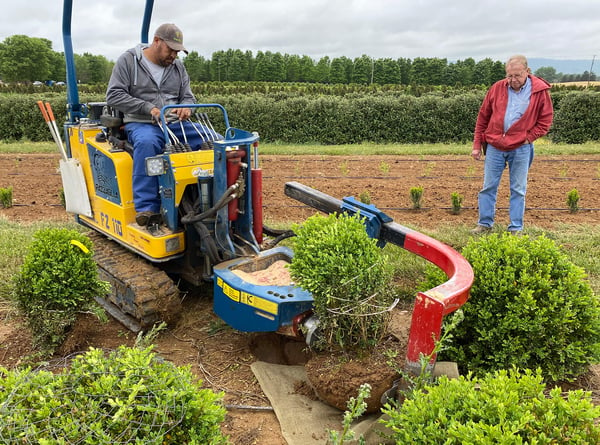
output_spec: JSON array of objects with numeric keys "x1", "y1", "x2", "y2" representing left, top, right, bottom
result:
[
  {"x1": 533, "y1": 66, "x2": 597, "y2": 84},
  {"x1": 0, "y1": 35, "x2": 595, "y2": 86},
  {"x1": 184, "y1": 50, "x2": 510, "y2": 86}
]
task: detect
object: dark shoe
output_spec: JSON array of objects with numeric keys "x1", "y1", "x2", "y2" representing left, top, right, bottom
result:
[
  {"x1": 136, "y1": 211, "x2": 161, "y2": 227},
  {"x1": 471, "y1": 225, "x2": 492, "y2": 235},
  {"x1": 508, "y1": 229, "x2": 523, "y2": 236}
]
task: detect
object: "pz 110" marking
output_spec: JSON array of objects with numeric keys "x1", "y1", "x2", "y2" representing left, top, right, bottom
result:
[{"x1": 100, "y1": 212, "x2": 123, "y2": 236}]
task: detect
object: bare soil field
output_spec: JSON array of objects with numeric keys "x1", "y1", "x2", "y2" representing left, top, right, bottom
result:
[
  {"x1": 3, "y1": 153, "x2": 600, "y2": 230},
  {"x1": 1, "y1": 153, "x2": 600, "y2": 444}
]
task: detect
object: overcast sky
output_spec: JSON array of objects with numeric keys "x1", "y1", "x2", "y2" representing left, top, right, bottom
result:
[{"x1": 3, "y1": 0, "x2": 599, "y2": 65}]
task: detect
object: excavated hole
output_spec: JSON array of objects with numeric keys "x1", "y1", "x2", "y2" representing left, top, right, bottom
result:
[{"x1": 248, "y1": 332, "x2": 310, "y2": 365}]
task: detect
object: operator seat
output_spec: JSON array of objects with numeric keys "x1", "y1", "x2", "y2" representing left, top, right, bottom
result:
[{"x1": 93, "y1": 103, "x2": 134, "y2": 156}]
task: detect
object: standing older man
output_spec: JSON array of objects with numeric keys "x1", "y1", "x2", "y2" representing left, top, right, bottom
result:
[
  {"x1": 471, "y1": 55, "x2": 554, "y2": 235},
  {"x1": 107, "y1": 23, "x2": 213, "y2": 227}
]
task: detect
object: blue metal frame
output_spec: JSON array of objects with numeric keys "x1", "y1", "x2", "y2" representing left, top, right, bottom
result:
[
  {"x1": 154, "y1": 104, "x2": 258, "y2": 257},
  {"x1": 140, "y1": 0, "x2": 155, "y2": 44},
  {"x1": 62, "y1": 0, "x2": 155, "y2": 123},
  {"x1": 62, "y1": 0, "x2": 84, "y2": 123},
  {"x1": 341, "y1": 197, "x2": 393, "y2": 248},
  {"x1": 211, "y1": 127, "x2": 259, "y2": 258}
]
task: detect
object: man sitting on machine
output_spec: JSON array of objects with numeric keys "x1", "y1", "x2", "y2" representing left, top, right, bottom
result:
[{"x1": 107, "y1": 23, "x2": 215, "y2": 227}]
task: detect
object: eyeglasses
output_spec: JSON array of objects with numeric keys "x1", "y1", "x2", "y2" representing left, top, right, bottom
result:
[{"x1": 506, "y1": 71, "x2": 527, "y2": 80}]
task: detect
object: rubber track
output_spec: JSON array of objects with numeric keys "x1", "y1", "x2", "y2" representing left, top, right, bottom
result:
[{"x1": 88, "y1": 231, "x2": 181, "y2": 330}]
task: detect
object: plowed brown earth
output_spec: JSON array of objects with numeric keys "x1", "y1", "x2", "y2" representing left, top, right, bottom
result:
[
  {"x1": 1, "y1": 152, "x2": 600, "y2": 444},
  {"x1": 3, "y1": 153, "x2": 600, "y2": 229}
]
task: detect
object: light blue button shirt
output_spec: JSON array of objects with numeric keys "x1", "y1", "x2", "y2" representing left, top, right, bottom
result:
[{"x1": 504, "y1": 77, "x2": 532, "y2": 132}]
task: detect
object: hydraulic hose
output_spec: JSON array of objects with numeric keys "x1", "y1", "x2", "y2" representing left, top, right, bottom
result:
[
  {"x1": 180, "y1": 196, "x2": 222, "y2": 264},
  {"x1": 261, "y1": 224, "x2": 296, "y2": 247},
  {"x1": 181, "y1": 183, "x2": 239, "y2": 224},
  {"x1": 193, "y1": 220, "x2": 222, "y2": 265}
]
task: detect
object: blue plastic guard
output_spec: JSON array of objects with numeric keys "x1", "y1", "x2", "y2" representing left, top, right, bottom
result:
[{"x1": 213, "y1": 247, "x2": 313, "y2": 332}]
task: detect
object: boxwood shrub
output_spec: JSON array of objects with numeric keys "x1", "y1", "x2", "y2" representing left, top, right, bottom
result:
[
  {"x1": 2, "y1": 89, "x2": 599, "y2": 145},
  {"x1": 289, "y1": 213, "x2": 394, "y2": 352},
  {"x1": 419, "y1": 233, "x2": 600, "y2": 381},
  {"x1": 12, "y1": 228, "x2": 109, "y2": 354},
  {"x1": 0, "y1": 346, "x2": 227, "y2": 444},
  {"x1": 382, "y1": 368, "x2": 600, "y2": 444},
  {"x1": 550, "y1": 91, "x2": 600, "y2": 143}
]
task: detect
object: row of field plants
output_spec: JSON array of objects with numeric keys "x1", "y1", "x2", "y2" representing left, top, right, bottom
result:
[{"x1": 0, "y1": 87, "x2": 598, "y2": 144}]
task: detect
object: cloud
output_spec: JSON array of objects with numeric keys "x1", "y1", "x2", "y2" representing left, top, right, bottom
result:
[{"x1": 1, "y1": 0, "x2": 597, "y2": 65}]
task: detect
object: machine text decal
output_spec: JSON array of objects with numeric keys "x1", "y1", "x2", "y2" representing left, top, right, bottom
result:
[
  {"x1": 218, "y1": 278, "x2": 278, "y2": 315},
  {"x1": 100, "y1": 212, "x2": 123, "y2": 236}
]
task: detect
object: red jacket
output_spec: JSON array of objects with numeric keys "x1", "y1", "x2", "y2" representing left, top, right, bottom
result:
[{"x1": 473, "y1": 75, "x2": 553, "y2": 151}]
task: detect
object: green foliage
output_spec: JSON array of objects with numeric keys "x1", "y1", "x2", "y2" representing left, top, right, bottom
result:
[
  {"x1": 551, "y1": 91, "x2": 600, "y2": 143},
  {"x1": 410, "y1": 186, "x2": 424, "y2": 209},
  {"x1": 0, "y1": 185, "x2": 13, "y2": 208},
  {"x1": 451, "y1": 191, "x2": 463, "y2": 214},
  {"x1": 358, "y1": 190, "x2": 371, "y2": 205},
  {"x1": 0, "y1": 93, "x2": 105, "y2": 142},
  {"x1": 0, "y1": 90, "x2": 482, "y2": 145},
  {"x1": 567, "y1": 188, "x2": 581, "y2": 212},
  {"x1": 134, "y1": 321, "x2": 168, "y2": 350},
  {"x1": 12, "y1": 228, "x2": 110, "y2": 354},
  {"x1": 2, "y1": 87, "x2": 600, "y2": 145},
  {"x1": 0, "y1": 35, "x2": 55, "y2": 83},
  {"x1": 289, "y1": 213, "x2": 394, "y2": 352},
  {"x1": 381, "y1": 368, "x2": 600, "y2": 444},
  {"x1": 419, "y1": 233, "x2": 600, "y2": 381},
  {"x1": 0, "y1": 345, "x2": 227, "y2": 444},
  {"x1": 378, "y1": 161, "x2": 390, "y2": 174},
  {"x1": 328, "y1": 383, "x2": 371, "y2": 445}
]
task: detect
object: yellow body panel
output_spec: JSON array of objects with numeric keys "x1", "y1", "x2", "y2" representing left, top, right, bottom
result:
[
  {"x1": 65, "y1": 124, "x2": 213, "y2": 260},
  {"x1": 169, "y1": 151, "x2": 214, "y2": 205}
]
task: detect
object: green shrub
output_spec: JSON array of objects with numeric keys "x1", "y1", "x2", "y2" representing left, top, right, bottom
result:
[
  {"x1": 12, "y1": 228, "x2": 109, "y2": 354},
  {"x1": 358, "y1": 190, "x2": 371, "y2": 204},
  {"x1": 450, "y1": 191, "x2": 463, "y2": 214},
  {"x1": 567, "y1": 188, "x2": 581, "y2": 212},
  {"x1": 289, "y1": 213, "x2": 394, "y2": 352},
  {"x1": 551, "y1": 91, "x2": 600, "y2": 143},
  {"x1": 419, "y1": 233, "x2": 600, "y2": 381},
  {"x1": 0, "y1": 186, "x2": 13, "y2": 208},
  {"x1": 410, "y1": 186, "x2": 424, "y2": 209},
  {"x1": 0, "y1": 345, "x2": 227, "y2": 444},
  {"x1": 382, "y1": 368, "x2": 600, "y2": 444}
]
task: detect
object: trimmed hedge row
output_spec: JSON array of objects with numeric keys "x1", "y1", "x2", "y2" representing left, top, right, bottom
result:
[{"x1": 1, "y1": 90, "x2": 598, "y2": 145}]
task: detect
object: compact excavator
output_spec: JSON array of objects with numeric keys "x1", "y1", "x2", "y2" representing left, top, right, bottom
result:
[{"x1": 53, "y1": 0, "x2": 473, "y2": 375}]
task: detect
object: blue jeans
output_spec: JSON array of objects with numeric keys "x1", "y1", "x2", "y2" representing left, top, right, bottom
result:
[
  {"x1": 125, "y1": 121, "x2": 215, "y2": 213},
  {"x1": 477, "y1": 144, "x2": 533, "y2": 231}
]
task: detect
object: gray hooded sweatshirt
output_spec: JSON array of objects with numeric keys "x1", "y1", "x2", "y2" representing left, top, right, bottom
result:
[{"x1": 106, "y1": 44, "x2": 195, "y2": 124}]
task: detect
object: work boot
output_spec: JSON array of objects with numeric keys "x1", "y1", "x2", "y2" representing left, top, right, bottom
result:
[
  {"x1": 470, "y1": 225, "x2": 492, "y2": 235},
  {"x1": 136, "y1": 211, "x2": 161, "y2": 227}
]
